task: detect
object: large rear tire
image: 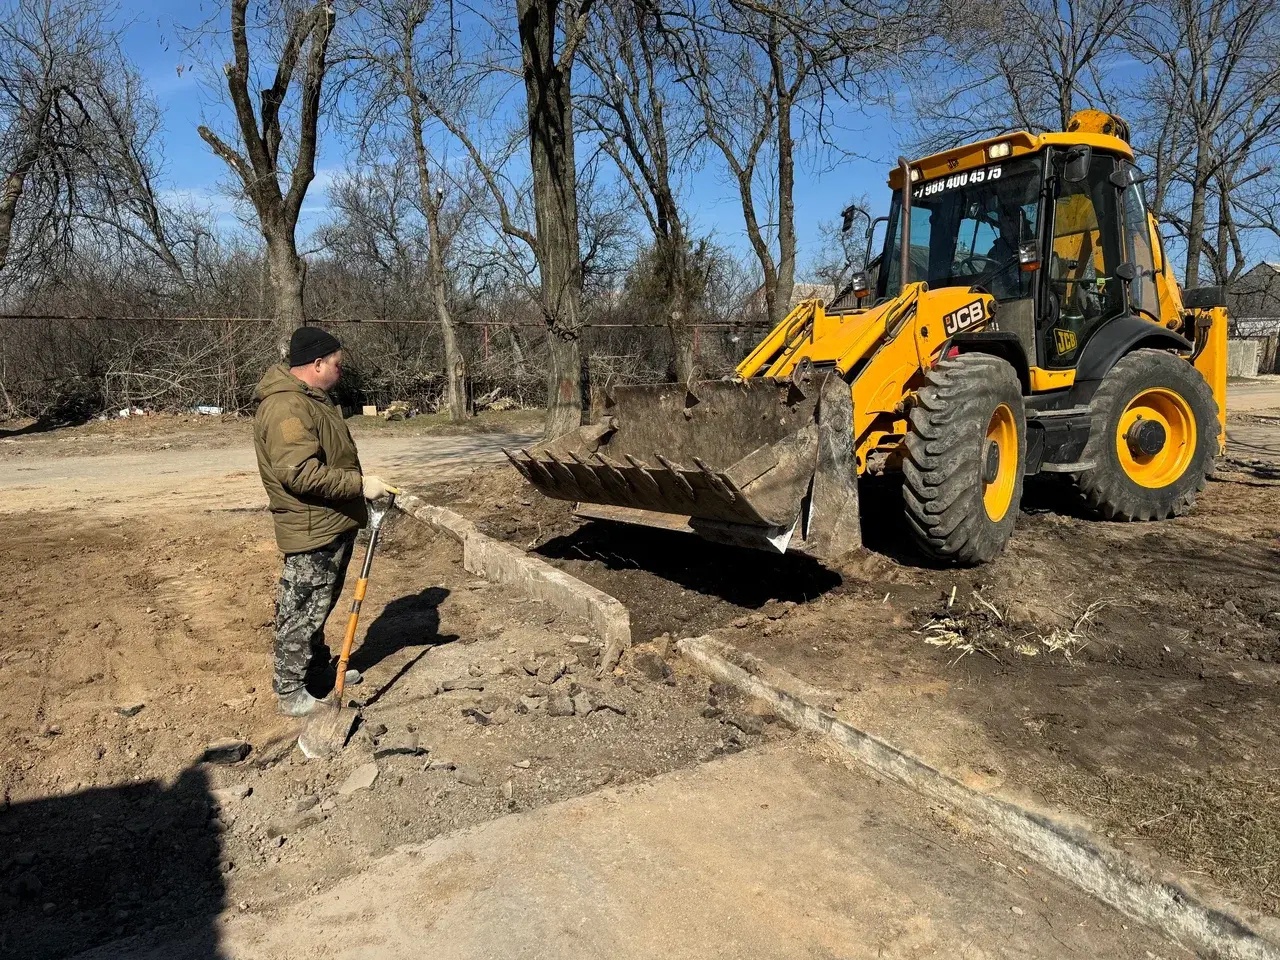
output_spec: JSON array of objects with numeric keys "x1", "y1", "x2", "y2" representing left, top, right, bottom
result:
[
  {"x1": 1074, "y1": 348, "x2": 1217, "y2": 520},
  {"x1": 903, "y1": 353, "x2": 1027, "y2": 565}
]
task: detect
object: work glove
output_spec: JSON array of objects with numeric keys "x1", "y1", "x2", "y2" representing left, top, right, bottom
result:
[{"x1": 362, "y1": 475, "x2": 398, "y2": 501}]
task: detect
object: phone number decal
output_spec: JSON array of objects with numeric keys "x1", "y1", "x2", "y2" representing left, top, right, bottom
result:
[{"x1": 913, "y1": 165, "x2": 1002, "y2": 199}]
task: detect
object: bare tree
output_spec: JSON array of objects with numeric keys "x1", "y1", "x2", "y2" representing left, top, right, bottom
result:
[
  {"x1": 1127, "y1": 0, "x2": 1280, "y2": 286},
  {"x1": 0, "y1": 0, "x2": 184, "y2": 287},
  {"x1": 511, "y1": 0, "x2": 596, "y2": 436},
  {"x1": 342, "y1": 0, "x2": 476, "y2": 420},
  {"x1": 195, "y1": 0, "x2": 336, "y2": 333},
  {"x1": 580, "y1": 0, "x2": 704, "y2": 380},
  {"x1": 907, "y1": 0, "x2": 1132, "y2": 152},
  {"x1": 658, "y1": 0, "x2": 906, "y2": 329}
]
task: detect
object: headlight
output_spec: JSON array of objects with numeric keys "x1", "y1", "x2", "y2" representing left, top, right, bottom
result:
[{"x1": 987, "y1": 142, "x2": 1011, "y2": 159}]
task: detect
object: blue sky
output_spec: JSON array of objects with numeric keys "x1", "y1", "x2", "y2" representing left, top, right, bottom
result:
[{"x1": 120, "y1": 1, "x2": 903, "y2": 279}]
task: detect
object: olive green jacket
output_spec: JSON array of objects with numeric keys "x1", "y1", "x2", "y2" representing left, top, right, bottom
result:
[{"x1": 253, "y1": 365, "x2": 368, "y2": 554}]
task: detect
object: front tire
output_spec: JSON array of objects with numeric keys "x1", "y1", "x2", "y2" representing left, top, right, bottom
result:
[
  {"x1": 1075, "y1": 348, "x2": 1217, "y2": 520},
  {"x1": 903, "y1": 353, "x2": 1027, "y2": 565}
]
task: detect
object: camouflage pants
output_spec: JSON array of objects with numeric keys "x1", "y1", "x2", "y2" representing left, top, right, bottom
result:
[{"x1": 273, "y1": 531, "x2": 356, "y2": 696}]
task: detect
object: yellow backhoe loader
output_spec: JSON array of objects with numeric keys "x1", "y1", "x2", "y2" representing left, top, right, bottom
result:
[{"x1": 506, "y1": 111, "x2": 1228, "y2": 565}]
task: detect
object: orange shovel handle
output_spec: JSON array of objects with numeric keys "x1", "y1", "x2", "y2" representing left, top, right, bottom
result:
[{"x1": 332, "y1": 578, "x2": 368, "y2": 703}]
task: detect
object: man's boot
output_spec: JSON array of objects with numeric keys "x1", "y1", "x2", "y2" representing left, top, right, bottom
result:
[{"x1": 278, "y1": 688, "x2": 321, "y2": 717}]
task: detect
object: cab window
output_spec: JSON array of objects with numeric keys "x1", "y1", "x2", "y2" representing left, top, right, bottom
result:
[{"x1": 1042, "y1": 153, "x2": 1125, "y2": 368}]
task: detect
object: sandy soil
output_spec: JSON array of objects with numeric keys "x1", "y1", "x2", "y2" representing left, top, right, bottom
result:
[{"x1": 0, "y1": 447, "x2": 779, "y2": 959}]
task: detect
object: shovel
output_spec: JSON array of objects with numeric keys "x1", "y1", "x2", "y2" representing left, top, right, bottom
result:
[{"x1": 298, "y1": 491, "x2": 397, "y2": 759}]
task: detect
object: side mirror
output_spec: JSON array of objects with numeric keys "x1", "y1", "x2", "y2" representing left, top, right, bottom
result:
[
  {"x1": 1110, "y1": 164, "x2": 1147, "y2": 188},
  {"x1": 1063, "y1": 144, "x2": 1092, "y2": 183},
  {"x1": 841, "y1": 203, "x2": 870, "y2": 235},
  {"x1": 1114, "y1": 262, "x2": 1137, "y2": 282},
  {"x1": 850, "y1": 272, "x2": 870, "y2": 298}
]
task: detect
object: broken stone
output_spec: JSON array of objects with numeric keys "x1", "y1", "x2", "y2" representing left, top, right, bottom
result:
[
  {"x1": 571, "y1": 692, "x2": 594, "y2": 716},
  {"x1": 337, "y1": 762, "x2": 379, "y2": 795},
  {"x1": 211, "y1": 784, "x2": 252, "y2": 806},
  {"x1": 651, "y1": 634, "x2": 673, "y2": 659},
  {"x1": 368, "y1": 722, "x2": 388, "y2": 739},
  {"x1": 517, "y1": 695, "x2": 543, "y2": 714},
  {"x1": 537, "y1": 660, "x2": 566, "y2": 685},
  {"x1": 502, "y1": 779, "x2": 515, "y2": 801},
  {"x1": 547, "y1": 695, "x2": 575, "y2": 717},
  {"x1": 512, "y1": 759, "x2": 532, "y2": 769},
  {"x1": 427, "y1": 759, "x2": 457, "y2": 771},
  {"x1": 521, "y1": 660, "x2": 540, "y2": 676},
  {"x1": 727, "y1": 714, "x2": 764, "y2": 736},
  {"x1": 201, "y1": 739, "x2": 251, "y2": 765},
  {"x1": 468, "y1": 664, "x2": 484, "y2": 677},
  {"x1": 454, "y1": 767, "x2": 483, "y2": 787},
  {"x1": 702, "y1": 706, "x2": 723, "y2": 720},
  {"x1": 374, "y1": 734, "x2": 425, "y2": 758},
  {"x1": 319, "y1": 799, "x2": 337, "y2": 812},
  {"x1": 1224, "y1": 600, "x2": 1242, "y2": 617},
  {"x1": 595, "y1": 696, "x2": 627, "y2": 716},
  {"x1": 632, "y1": 651, "x2": 671, "y2": 683},
  {"x1": 462, "y1": 707, "x2": 492, "y2": 726},
  {"x1": 442, "y1": 677, "x2": 485, "y2": 692},
  {"x1": 597, "y1": 637, "x2": 627, "y2": 677},
  {"x1": 116, "y1": 703, "x2": 145, "y2": 718},
  {"x1": 292, "y1": 795, "x2": 320, "y2": 814}
]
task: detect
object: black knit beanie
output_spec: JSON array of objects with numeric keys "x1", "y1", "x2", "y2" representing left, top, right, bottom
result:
[{"x1": 288, "y1": 327, "x2": 342, "y2": 367}]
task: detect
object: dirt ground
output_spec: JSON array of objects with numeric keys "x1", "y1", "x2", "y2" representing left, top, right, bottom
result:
[
  {"x1": 429, "y1": 411, "x2": 1280, "y2": 917},
  {"x1": 0, "y1": 467, "x2": 783, "y2": 959},
  {"x1": 2, "y1": 391, "x2": 1277, "y2": 957}
]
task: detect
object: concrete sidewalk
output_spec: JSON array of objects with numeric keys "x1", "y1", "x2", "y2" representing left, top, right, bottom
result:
[{"x1": 92, "y1": 743, "x2": 1187, "y2": 960}]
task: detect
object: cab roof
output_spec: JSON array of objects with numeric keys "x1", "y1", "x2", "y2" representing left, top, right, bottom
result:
[{"x1": 887, "y1": 130, "x2": 1135, "y2": 190}]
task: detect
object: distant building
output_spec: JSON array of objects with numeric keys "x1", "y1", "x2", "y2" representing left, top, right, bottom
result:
[
  {"x1": 748, "y1": 281, "x2": 836, "y2": 316},
  {"x1": 1228, "y1": 262, "x2": 1280, "y2": 337}
]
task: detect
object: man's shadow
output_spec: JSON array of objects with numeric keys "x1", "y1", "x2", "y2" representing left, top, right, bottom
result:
[
  {"x1": 309, "y1": 587, "x2": 457, "y2": 703},
  {"x1": 0, "y1": 765, "x2": 226, "y2": 959}
]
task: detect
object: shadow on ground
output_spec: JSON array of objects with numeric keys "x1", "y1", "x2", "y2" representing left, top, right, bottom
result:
[
  {"x1": 0, "y1": 765, "x2": 225, "y2": 960},
  {"x1": 536, "y1": 521, "x2": 842, "y2": 608}
]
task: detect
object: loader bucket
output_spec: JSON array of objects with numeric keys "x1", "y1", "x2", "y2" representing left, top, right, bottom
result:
[{"x1": 505, "y1": 370, "x2": 860, "y2": 561}]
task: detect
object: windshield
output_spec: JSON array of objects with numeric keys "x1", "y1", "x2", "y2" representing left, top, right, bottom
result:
[{"x1": 879, "y1": 155, "x2": 1044, "y2": 302}]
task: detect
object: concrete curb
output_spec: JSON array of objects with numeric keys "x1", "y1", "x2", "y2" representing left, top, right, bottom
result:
[
  {"x1": 397, "y1": 494, "x2": 631, "y2": 656},
  {"x1": 678, "y1": 634, "x2": 1280, "y2": 960}
]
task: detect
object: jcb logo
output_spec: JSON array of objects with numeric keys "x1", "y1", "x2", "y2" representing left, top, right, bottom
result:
[
  {"x1": 1054, "y1": 328, "x2": 1078, "y2": 354},
  {"x1": 943, "y1": 300, "x2": 986, "y2": 336}
]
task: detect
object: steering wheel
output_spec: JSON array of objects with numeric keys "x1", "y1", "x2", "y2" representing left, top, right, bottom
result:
[{"x1": 957, "y1": 253, "x2": 1001, "y2": 274}]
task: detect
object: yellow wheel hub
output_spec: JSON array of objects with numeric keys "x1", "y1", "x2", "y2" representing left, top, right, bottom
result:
[
  {"x1": 982, "y1": 403, "x2": 1018, "y2": 522},
  {"x1": 1115, "y1": 388, "x2": 1196, "y2": 489}
]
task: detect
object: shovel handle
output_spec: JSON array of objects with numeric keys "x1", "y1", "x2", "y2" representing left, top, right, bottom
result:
[
  {"x1": 332, "y1": 490, "x2": 396, "y2": 703},
  {"x1": 332, "y1": 577, "x2": 367, "y2": 702}
]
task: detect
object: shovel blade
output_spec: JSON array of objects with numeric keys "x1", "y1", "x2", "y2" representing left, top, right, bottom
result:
[{"x1": 296, "y1": 703, "x2": 359, "y2": 760}]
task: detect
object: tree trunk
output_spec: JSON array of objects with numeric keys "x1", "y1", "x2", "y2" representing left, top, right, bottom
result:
[
  {"x1": 0, "y1": 169, "x2": 27, "y2": 275},
  {"x1": 402, "y1": 31, "x2": 471, "y2": 423},
  {"x1": 775, "y1": 98, "x2": 797, "y2": 328},
  {"x1": 265, "y1": 233, "x2": 306, "y2": 337},
  {"x1": 517, "y1": 0, "x2": 585, "y2": 439},
  {"x1": 1184, "y1": 138, "x2": 1210, "y2": 287}
]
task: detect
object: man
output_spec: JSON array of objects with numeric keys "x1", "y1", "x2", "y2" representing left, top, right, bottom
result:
[{"x1": 254, "y1": 327, "x2": 395, "y2": 716}]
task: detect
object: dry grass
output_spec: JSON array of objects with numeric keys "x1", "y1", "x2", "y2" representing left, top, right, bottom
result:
[{"x1": 921, "y1": 591, "x2": 1113, "y2": 663}]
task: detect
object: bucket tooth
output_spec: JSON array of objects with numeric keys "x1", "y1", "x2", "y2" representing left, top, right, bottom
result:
[
  {"x1": 624, "y1": 455, "x2": 663, "y2": 496},
  {"x1": 655, "y1": 454, "x2": 696, "y2": 500},
  {"x1": 692, "y1": 457, "x2": 738, "y2": 503},
  {"x1": 544, "y1": 451, "x2": 587, "y2": 498},
  {"x1": 568, "y1": 450, "x2": 610, "y2": 496},
  {"x1": 593, "y1": 453, "x2": 635, "y2": 494},
  {"x1": 503, "y1": 448, "x2": 533, "y2": 482},
  {"x1": 520, "y1": 449, "x2": 556, "y2": 486}
]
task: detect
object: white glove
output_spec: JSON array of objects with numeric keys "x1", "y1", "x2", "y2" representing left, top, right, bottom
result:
[{"x1": 362, "y1": 475, "x2": 397, "y2": 501}]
